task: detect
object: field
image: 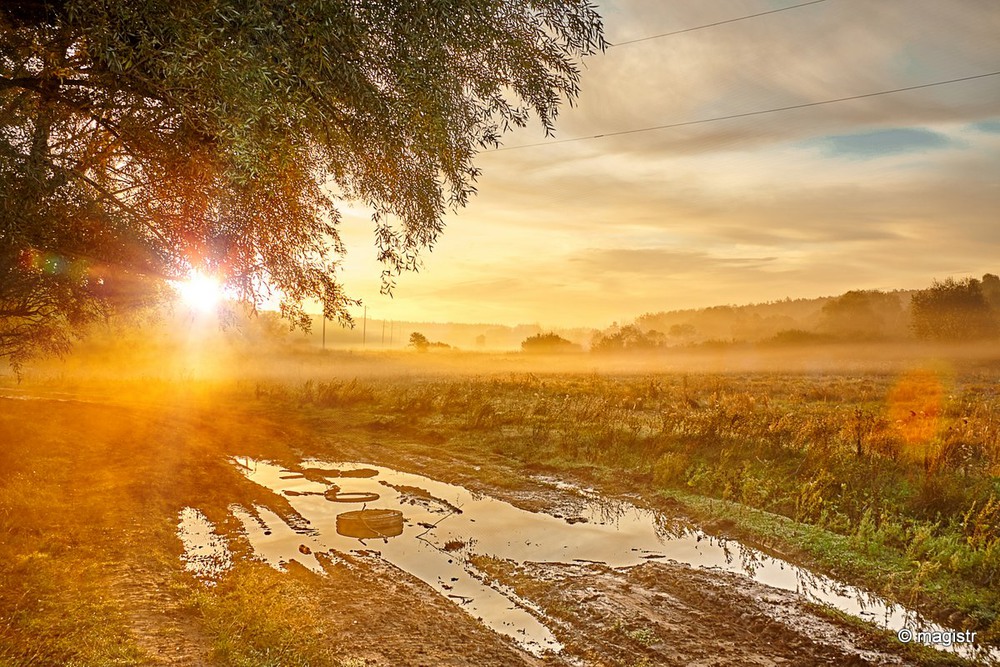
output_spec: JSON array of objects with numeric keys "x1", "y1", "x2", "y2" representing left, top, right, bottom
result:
[{"x1": 2, "y1": 347, "x2": 999, "y2": 666}]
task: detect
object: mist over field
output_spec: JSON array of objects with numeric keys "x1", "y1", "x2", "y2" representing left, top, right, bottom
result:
[{"x1": 10, "y1": 267, "x2": 996, "y2": 384}]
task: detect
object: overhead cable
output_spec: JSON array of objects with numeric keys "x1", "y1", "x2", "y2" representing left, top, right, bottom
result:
[
  {"x1": 612, "y1": 0, "x2": 829, "y2": 47},
  {"x1": 492, "y1": 70, "x2": 1000, "y2": 152}
]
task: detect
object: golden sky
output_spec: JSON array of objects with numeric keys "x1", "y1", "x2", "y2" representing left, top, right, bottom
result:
[{"x1": 334, "y1": 0, "x2": 1000, "y2": 328}]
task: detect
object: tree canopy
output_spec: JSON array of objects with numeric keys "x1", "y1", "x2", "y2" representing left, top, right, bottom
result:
[
  {"x1": 818, "y1": 290, "x2": 906, "y2": 340},
  {"x1": 591, "y1": 325, "x2": 665, "y2": 353},
  {"x1": 408, "y1": 331, "x2": 430, "y2": 351},
  {"x1": 911, "y1": 277, "x2": 997, "y2": 341},
  {"x1": 0, "y1": 0, "x2": 604, "y2": 366},
  {"x1": 521, "y1": 331, "x2": 577, "y2": 353}
]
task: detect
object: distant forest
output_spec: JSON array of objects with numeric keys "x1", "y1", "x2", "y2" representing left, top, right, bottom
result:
[
  {"x1": 302, "y1": 273, "x2": 1000, "y2": 352},
  {"x1": 590, "y1": 273, "x2": 1000, "y2": 352}
]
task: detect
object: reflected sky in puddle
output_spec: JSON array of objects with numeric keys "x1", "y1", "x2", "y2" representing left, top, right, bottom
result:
[
  {"x1": 177, "y1": 508, "x2": 232, "y2": 583},
  {"x1": 182, "y1": 459, "x2": 995, "y2": 662}
]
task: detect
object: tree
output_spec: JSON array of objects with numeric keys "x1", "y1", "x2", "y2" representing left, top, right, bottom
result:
[
  {"x1": 0, "y1": 1, "x2": 605, "y2": 365},
  {"x1": 0, "y1": 246, "x2": 162, "y2": 368},
  {"x1": 591, "y1": 325, "x2": 665, "y2": 353},
  {"x1": 521, "y1": 332, "x2": 578, "y2": 353},
  {"x1": 982, "y1": 273, "x2": 1000, "y2": 312},
  {"x1": 818, "y1": 290, "x2": 905, "y2": 340},
  {"x1": 910, "y1": 277, "x2": 997, "y2": 341},
  {"x1": 668, "y1": 323, "x2": 697, "y2": 340},
  {"x1": 408, "y1": 331, "x2": 450, "y2": 351},
  {"x1": 408, "y1": 332, "x2": 430, "y2": 352}
]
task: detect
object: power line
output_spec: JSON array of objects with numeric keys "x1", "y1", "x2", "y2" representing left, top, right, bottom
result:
[
  {"x1": 612, "y1": 0, "x2": 829, "y2": 47},
  {"x1": 492, "y1": 70, "x2": 1000, "y2": 152}
]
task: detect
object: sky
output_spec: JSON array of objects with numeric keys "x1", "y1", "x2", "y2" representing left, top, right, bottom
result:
[{"x1": 331, "y1": 0, "x2": 1000, "y2": 329}]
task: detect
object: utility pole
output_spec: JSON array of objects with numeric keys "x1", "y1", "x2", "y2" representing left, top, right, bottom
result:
[
  {"x1": 381, "y1": 320, "x2": 386, "y2": 347},
  {"x1": 362, "y1": 306, "x2": 367, "y2": 349},
  {"x1": 322, "y1": 312, "x2": 326, "y2": 350},
  {"x1": 389, "y1": 320, "x2": 393, "y2": 348}
]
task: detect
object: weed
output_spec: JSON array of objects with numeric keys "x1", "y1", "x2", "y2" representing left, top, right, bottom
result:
[{"x1": 625, "y1": 626, "x2": 659, "y2": 647}]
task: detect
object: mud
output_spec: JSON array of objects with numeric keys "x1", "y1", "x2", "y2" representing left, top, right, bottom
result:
[
  {"x1": 178, "y1": 458, "x2": 997, "y2": 665},
  {"x1": 115, "y1": 563, "x2": 214, "y2": 667},
  {"x1": 479, "y1": 558, "x2": 912, "y2": 666}
]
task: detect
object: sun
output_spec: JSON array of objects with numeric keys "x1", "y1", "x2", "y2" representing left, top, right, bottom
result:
[{"x1": 175, "y1": 271, "x2": 223, "y2": 313}]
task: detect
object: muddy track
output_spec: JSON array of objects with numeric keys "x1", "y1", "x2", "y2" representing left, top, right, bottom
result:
[
  {"x1": 115, "y1": 564, "x2": 214, "y2": 666},
  {"x1": 276, "y1": 428, "x2": 973, "y2": 666},
  {"x1": 298, "y1": 555, "x2": 550, "y2": 667},
  {"x1": 476, "y1": 558, "x2": 914, "y2": 666},
  {"x1": 219, "y1": 450, "x2": 937, "y2": 667}
]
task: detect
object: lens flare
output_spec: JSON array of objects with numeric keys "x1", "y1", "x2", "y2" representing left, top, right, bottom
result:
[
  {"x1": 885, "y1": 368, "x2": 947, "y2": 461},
  {"x1": 175, "y1": 272, "x2": 223, "y2": 313}
]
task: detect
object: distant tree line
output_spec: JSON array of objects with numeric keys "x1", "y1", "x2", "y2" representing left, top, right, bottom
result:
[
  {"x1": 580, "y1": 272, "x2": 1000, "y2": 353},
  {"x1": 817, "y1": 289, "x2": 908, "y2": 340},
  {"x1": 419, "y1": 273, "x2": 1000, "y2": 355}
]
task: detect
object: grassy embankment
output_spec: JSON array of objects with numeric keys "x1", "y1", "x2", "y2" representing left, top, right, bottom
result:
[{"x1": 259, "y1": 367, "x2": 1000, "y2": 645}]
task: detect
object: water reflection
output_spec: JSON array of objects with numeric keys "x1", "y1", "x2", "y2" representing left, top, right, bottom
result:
[
  {"x1": 176, "y1": 508, "x2": 232, "y2": 583},
  {"x1": 336, "y1": 509, "x2": 404, "y2": 539}
]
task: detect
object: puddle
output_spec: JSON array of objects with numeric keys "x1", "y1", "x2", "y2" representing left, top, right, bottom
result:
[
  {"x1": 230, "y1": 505, "x2": 329, "y2": 575},
  {"x1": 177, "y1": 508, "x2": 232, "y2": 583},
  {"x1": 183, "y1": 460, "x2": 997, "y2": 662}
]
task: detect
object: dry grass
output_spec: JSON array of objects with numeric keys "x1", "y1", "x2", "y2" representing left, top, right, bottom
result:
[
  {"x1": 3, "y1": 360, "x2": 1000, "y2": 661},
  {"x1": 256, "y1": 368, "x2": 1000, "y2": 641}
]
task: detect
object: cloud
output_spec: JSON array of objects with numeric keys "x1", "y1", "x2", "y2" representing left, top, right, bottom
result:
[
  {"x1": 569, "y1": 248, "x2": 776, "y2": 276},
  {"x1": 331, "y1": 0, "x2": 1000, "y2": 328},
  {"x1": 513, "y1": 0, "x2": 1000, "y2": 159},
  {"x1": 812, "y1": 128, "x2": 959, "y2": 159},
  {"x1": 971, "y1": 120, "x2": 1000, "y2": 134}
]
